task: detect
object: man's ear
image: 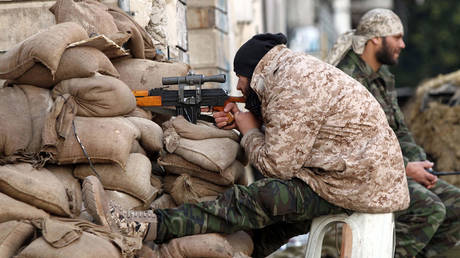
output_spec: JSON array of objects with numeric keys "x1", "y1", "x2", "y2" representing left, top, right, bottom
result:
[{"x1": 369, "y1": 37, "x2": 382, "y2": 46}]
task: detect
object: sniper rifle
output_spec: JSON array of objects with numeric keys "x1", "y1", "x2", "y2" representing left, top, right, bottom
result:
[{"x1": 133, "y1": 73, "x2": 245, "y2": 124}]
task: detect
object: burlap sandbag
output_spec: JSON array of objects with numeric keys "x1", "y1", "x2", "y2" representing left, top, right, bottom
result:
[
  {"x1": 0, "y1": 192, "x2": 49, "y2": 223},
  {"x1": 12, "y1": 47, "x2": 120, "y2": 88},
  {"x1": 156, "y1": 231, "x2": 253, "y2": 258},
  {"x1": 0, "y1": 86, "x2": 32, "y2": 157},
  {"x1": 150, "y1": 173, "x2": 163, "y2": 190},
  {"x1": 105, "y1": 190, "x2": 143, "y2": 210},
  {"x1": 126, "y1": 117, "x2": 163, "y2": 154},
  {"x1": 67, "y1": 34, "x2": 129, "y2": 59},
  {"x1": 52, "y1": 74, "x2": 136, "y2": 117},
  {"x1": 165, "y1": 116, "x2": 240, "y2": 141},
  {"x1": 49, "y1": 116, "x2": 139, "y2": 168},
  {"x1": 0, "y1": 163, "x2": 71, "y2": 217},
  {"x1": 164, "y1": 174, "x2": 228, "y2": 205},
  {"x1": 46, "y1": 165, "x2": 82, "y2": 217},
  {"x1": 112, "y1": 58, "x2": 190, "y2": 91},
  {"x1": 165, "y1": 136, "x2": 241, "y2": 172},
  {"x1": 108, "y1": 7, "x2": 156, "y2": 59},
  {"x1": 0, "y1": 221, "x2": 35, "y2": 258},
  {"x1": 130, "y1": 140, "x2": 147, "y2": 155},
  {"x1": 158, "y1": 154, "x2": 244, "y2": 186},
  {"x1": 150, "y1": 193, "x2": 176, "y2": 210},
  {"x1": 50, "y1": 0, "x2": 119, "y2": 37},
  {"x1": 126, "y1": 107, "x2": 153, "y2": 120},
  {"x1": 109, "y1": 10, "x2": 144, "y2": 58},
  {"x1": 0, "y1": 22, "x2": 88, "y2": 79},
  {"x1": 74, "y1": 153, "x2": 158, "y2": 204},
  {"x1": 16, "y1": 232, "x2": 122, "y2": 258},
  {"x1": 17, "y1": 85, "x2": 53, "y2": 153}
]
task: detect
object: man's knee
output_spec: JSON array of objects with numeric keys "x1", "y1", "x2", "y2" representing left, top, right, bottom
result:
[
  {"x1": 403, "y1": 182, "x2": 447, "y2": 226},
  {"x1": 256, "y1": 179, "x2": 300, "y2": 216}
]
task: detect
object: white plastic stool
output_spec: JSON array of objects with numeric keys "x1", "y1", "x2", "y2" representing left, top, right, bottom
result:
[{"x1": 304, "y1": 213, "x2": 395, "y2": 258}]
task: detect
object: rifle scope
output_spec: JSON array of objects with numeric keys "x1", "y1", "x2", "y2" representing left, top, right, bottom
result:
[{"x1": 162, "y1": 74, "x2": 226, "y2": 86}]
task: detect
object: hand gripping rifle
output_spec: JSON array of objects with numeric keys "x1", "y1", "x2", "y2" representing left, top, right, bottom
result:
[{"x1": 133, "y1": 73, "x2": 245, "y2": 124}]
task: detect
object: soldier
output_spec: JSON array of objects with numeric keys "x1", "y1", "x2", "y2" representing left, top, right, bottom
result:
[
  {"x1": 328, "y1": 8, "x2": 460, "y2": 257},
  {"x1": 83, "y1": 33, "x2": 409, "y2": 257}
]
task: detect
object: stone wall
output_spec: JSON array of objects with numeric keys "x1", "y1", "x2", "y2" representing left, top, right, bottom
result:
[
  {"x1": 0, "y1": 1, "x2": 55, "y2": 51},
  {"x1": 187, "y1": 0, "x2": 230, "y2": 90}
]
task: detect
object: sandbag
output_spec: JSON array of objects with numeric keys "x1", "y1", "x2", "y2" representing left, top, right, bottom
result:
[
  {"x1": 18, "y1": 85, "x2": 53, "y2": 153},
  {"x1": 150, "y1": 173, "x2": 163, "y2": 190},
  {"x1": 108, "y1": 7, "x2": 156, "y2": 59},
  {"x1": 112, "y1": 58, "x2": 190, "y2": 91},
  {"x1": 0, "y1": 221, "x2": 35, "y2": 258},
  {"x1": 50, "y1": 0, "x2": 119, "y2": 37},
  {"x1": 150, "y1": 193, "x2": 176, "y2": 210},
  {"x1": 0, "y1": 22, "x2": 88, "y2": 79},
  {"x1": 109, "y1": 10, "x2": 144, "y2": 58},
  {"x1": 74, "y1": 153, "x2": 158, "y2": 204},
  {"x1": 164, "y1": 174, "x2": 228, "y2": 205},
  {"x1": 0, "y1": 163, "x2": 71, "y2": 217},
  {"x1": 126, "y1": 107, "x2": 153, "y2": 120},
  {"x1": 16, "y1": 232, "x2": 122, "y2": 258},
  {"x1": 52, "y1": 74, "x2": 136, "y2": 117},
  {"x1": 157, "y1": 231, "x2": 253, "y2": 258},
  {"x1": 158, "y1": 154, "x2": 244, "y2": 186},
  {"x1": 166, "y1": 116, "x2": 240, "y2": 141},
  {"x1": 50, "y1": 116, "x2": 139, "y2": 168},
  {"x1": 46, "y1": 165, "x2": 82, "y2": 217},
  {"x1": 67, "y1": 34, "x2": 129, "y2": 59},
  {"x1": 0, "y1": 86, "x2": 32, "y2": 157},
  {"x1": 0, "y1": 192, "x2": 49, "y2": 223},
  {"x1": 126, "y1": 117, "x2": 163, "y2": 154},
  {"x1": 12, "y1": 47, "x2": 120, "y2": 88},
  {"x1": 105, "y1": 190, "x2": 143, "y2": 210},
  {"x1": 166, "y1": 136, "x2": 241, "y2": 172},
  {"x1": 130, "y1": 140, "x2": 147, "y2": 155}
]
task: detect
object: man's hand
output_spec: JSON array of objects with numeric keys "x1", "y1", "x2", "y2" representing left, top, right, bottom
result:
[
  {"x1": 213, "y1": 102, "x2": 261, "y2": 134},
  {"x1": 406, "y1": 161, "x2": 438, "y2": 189},
  {"x1": 234, "y1": 111, "x2": 260, "y2": 135},
  {"x1": 213, "y1": 102, "x2": 240, "y2": 130}
]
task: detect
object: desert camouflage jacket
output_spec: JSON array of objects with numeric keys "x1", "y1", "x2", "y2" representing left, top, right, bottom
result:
[
  {"x1": 337, "y1": 50, "x2": 427, "y2": 166},
  {"x1": 240, "y1": 45, "x2": 409, "y2": 213}
]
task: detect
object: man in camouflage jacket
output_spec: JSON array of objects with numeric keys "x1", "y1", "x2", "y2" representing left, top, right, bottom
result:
[
  {"x1": 83, "y1": 33, "x2": 409, "y2": 257},
  {"x1": 329, "y1": 8, "x2": 460, "y2": 257}
]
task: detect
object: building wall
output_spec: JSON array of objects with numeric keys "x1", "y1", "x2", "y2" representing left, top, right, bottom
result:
[{"x1": 0, "y1": 1, "x2": 55, "y2": 51}]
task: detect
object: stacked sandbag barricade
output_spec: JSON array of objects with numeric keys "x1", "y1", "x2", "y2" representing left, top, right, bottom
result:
[
  {"x1": 404, "y1": 70, "x2": 460, "y2": 187},
  {"x1": 0, "y1": 0, "x2": 255, "y2": 257},
  {"x1": 133, "y1": 115, "x2": 252, "y2": 258}
]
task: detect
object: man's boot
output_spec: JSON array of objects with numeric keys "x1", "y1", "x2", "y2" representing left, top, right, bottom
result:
[{"x1": 82, "y1": 175, "x2": 158, "y2": 241}]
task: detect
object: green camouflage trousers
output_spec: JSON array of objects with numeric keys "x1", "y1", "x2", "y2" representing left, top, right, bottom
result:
[
  {"x1": 154, "y1": 178, "x2": 347, "y2": 257},
  {"x1": 395, "y1": 178, "x2": 460, "y2": 258}
]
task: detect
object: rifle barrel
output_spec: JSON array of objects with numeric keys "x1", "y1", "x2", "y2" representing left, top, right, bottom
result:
[{"x1": 162, "y1": 74, "x2": 226, "y2": 85}]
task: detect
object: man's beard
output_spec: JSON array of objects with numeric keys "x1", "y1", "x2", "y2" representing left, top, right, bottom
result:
[
  {"x1": 245, "y1": 86, "x2": 263, "y2": 121},
  {"x1": 376, "y1": 38, "x2": 398, "y2": 66}
]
